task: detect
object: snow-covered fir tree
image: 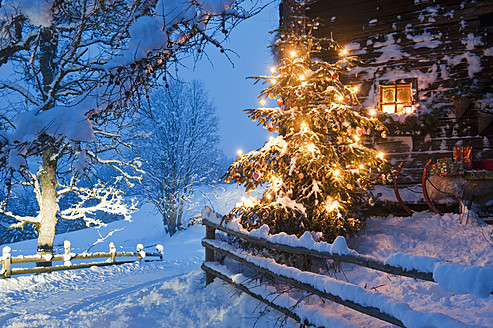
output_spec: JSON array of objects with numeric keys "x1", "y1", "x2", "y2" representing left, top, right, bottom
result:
[{"x1": 223, "y1": 29, "x2": 390, "y2": 242}]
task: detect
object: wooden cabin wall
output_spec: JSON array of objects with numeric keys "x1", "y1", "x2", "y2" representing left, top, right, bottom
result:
[{"x1": 299, "y1": 0, "x2": 493, "y2": 183}]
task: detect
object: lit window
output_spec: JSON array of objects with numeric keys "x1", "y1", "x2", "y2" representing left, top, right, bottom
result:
[{"x1": 380, "y1": 83, "x2": 414, "y2": 114}]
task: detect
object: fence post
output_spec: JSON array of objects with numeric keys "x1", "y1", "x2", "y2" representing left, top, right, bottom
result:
[
  {"x1": 156, "y1": 244, "x2": 164, "y2": 260},
  {"x1": 64, "y1": 241, "x2": 72, "y2": 266},
  {"x1": 2, "y1": 246, "x2": 11, "y2": 278},
  {"x1": 109, "y1": 242, "x2": 116, "y2": 263},
  {"x1": 205, "y1": 224, "x2": 216, "y2": 285},
  {"x1": 137, "y1": 244, "x2": 145, "y2": 260}
]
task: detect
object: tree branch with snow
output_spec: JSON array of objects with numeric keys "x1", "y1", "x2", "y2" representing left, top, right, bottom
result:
[{"x1": 0, "y1": 0, "x2": 260, "y2": 255}]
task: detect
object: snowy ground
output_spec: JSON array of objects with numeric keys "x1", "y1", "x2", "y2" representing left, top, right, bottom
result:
[{"x1": 0, "y1": 184, "x2": 492, "y2": 327}]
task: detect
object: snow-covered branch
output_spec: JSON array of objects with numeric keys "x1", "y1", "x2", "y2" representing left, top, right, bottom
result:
[
  {"x1": 0, "y1": 208, "x2": 41, "y2": 228},
  {"x1": 85, "y1": 150, "x2": 144, "y2": 187},
  {"x1": 58, "y1": 179, "x2": 137, "y2": 223},
  {"x1": 0, "y1": 0, "x2": 258, "y2": 253},
  {"x1": 0, "y1": 82, "x2": 41, "y2": 106}
]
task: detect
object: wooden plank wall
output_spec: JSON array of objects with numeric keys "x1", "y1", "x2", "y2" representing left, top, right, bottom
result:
[{"x1": 300, "y1": 0, "x2": 493, "y2": 183}]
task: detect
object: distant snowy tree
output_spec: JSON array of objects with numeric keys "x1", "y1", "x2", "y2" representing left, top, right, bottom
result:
[
  {"x1": 0, "y1": 0, "x2": 255, "y2": 259},
  {"x1": 139, "y1": 81, "x2": 222, "y2": 236}
]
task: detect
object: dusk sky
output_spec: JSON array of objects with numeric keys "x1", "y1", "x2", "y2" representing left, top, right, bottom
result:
[{"x1": 180, "y1": 1, "x2": 280, "y2": 158}]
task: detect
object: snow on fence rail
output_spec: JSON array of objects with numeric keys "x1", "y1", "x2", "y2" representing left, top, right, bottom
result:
[
  {"x1": 0, "y1": 241, "x2": 164, "y2": 278},
  {"x1": 201, "y1": 207, "x2": 493, "y2": 328}
]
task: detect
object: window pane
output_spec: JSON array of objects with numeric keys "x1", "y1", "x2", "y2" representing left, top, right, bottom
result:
[
  {"x1": 397, "y1": 86, "x2": 411, "y2": 102},
  {"x1": 382, "y1": 104, "x2": 396, "y2": 114},
  {"x1": 403, "y1": 105, "x2": 414, "y2": 114},
  {"x1": 382, "y1": 87, "x2": 395, "y2": 103},
  {"x1": 396, "y1": 103, "x2": 413, "y2": 114}
]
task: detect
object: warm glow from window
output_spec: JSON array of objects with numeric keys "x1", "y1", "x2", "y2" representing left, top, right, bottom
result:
[
  {"x1": 404, "y1": 106, "x2": 415, "y2": 114},
  {"x1": 380, "y1": 83, "x2": 414, "y2": 114}
]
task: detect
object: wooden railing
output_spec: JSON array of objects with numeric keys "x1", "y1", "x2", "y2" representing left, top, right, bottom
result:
[
  {"x1": 201, "y1": 216, "x2": 485, "y2": 328},
  {"x1": 1, "y1": 241, "x2": 163, "y2": 278}
]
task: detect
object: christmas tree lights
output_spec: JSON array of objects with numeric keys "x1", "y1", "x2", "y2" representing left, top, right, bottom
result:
[{"x1": 223, "y1": 28, "x2": 390, "y2": 242}]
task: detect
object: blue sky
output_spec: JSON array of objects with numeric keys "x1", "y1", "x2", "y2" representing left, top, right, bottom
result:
[{"x1": 179, "y1": 1, "x2": 280, "y2": 158}]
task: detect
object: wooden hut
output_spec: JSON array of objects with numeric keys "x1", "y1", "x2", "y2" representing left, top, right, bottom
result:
[{"x1": 281, "y1": 0, "x2": 493, "y2": 185}]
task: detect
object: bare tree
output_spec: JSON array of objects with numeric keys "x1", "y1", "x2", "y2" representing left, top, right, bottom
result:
[
  {"x1": 0, "y1": 0, "x2": 256, "y2": 259},
  {"x1": 139, "y1": 80, "x2": 222, "y2": 235}
]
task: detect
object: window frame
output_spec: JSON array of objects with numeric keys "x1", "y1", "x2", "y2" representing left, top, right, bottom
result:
[{"x1": 379, "y1": 80, "x2": 417, "y2": 114}]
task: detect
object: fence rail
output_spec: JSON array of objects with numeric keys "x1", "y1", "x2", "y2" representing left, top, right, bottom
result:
[
  {"x1": 202, "y1": 238, "x2": 405, "y2": 327},
  {"x1": 1, "y1": 241, "x2": 163, "y2": 278},
  {"x1": 201, "y1": 215, "x2": 486, "y2": 328},
  {"x1": 203, "y1": 218, "x2": 434, "y2": 282}
]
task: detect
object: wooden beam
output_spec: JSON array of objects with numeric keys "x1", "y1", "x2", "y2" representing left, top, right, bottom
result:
[
  {"x1": 202, "y1": 241, "x2": 406, "y2": 327},
  {"x1": 477, "y1": 112, "x2": 493, "y2": 135},
  {"x1": 201, "y1": 263, "x2": 311, "y2": 326},
  {"x1": 202, "y1": 219, "x2": 434, "y2": 282},
  {"x1": 205, "y1": 224, "x2": 216, "y2": 285},
  {"x1": 454, "y1": 98, "x2": 472, "y2": 119},
  {"x1": 10, "y1": 259, "x2": 136, "y2": 276},
  {"x1": 10, "y1": 251, "x2": 138, "y2": 264}
]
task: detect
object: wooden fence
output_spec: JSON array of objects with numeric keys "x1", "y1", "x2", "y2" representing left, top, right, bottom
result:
[
  {"x1": 1, "y1": 241, "x2": 163, "y2": 278},
  {"x1": 201, "y1": 217, "x2": 488, "y2": 328}
]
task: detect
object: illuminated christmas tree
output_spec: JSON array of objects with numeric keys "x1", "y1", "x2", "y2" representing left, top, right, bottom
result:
[{"x1": 223, "y1": 29, "x2": 390, "y2": 242}]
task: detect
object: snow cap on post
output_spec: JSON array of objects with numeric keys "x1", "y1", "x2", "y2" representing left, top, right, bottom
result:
[
  {"x1": 2, "y1": 246, "x2": 11, "y2": 258},
  {"x1": 137, "y1": 244, "x2": 145, "y2": 260},
  {"x1": 64, "y1": 240, "x2": 72, "y2": 266},
  {"x1": 156, "y1": 244, "x2": 164, "y2": 260}
]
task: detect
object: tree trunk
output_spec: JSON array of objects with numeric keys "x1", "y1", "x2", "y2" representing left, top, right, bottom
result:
[
  {"x1": 177, "y1": 174, "x2": 191, "y2": 231},
  {"x1": 162, "y1": 184, "x2": 180, "y2": 236},
  {"x1": 37, "y1": 147, "x2": 58, "y2": 267},
  {"x1": 36, "y1": 24, "x2": 59, "y2": 267},
  {"x1": 166, "y1": 205, "x2": 178, "y2": 236},
  {"x1": 177, "y1": 196, "x2": 185, "y2": 230}
]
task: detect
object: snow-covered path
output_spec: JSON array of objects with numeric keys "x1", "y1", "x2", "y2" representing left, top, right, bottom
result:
[
  {"x1": 0, "y1": 260, "x2": 199, "y2": 327},
  {"x1": 0, "y1": 258, "x2": 295, "y2": 328},
  {"x1": 0, "y1": 185, "x2": 292, "y2": 328},
  {"x1": 0, "y1": 185, "x2": 492, "y2": 327}
]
